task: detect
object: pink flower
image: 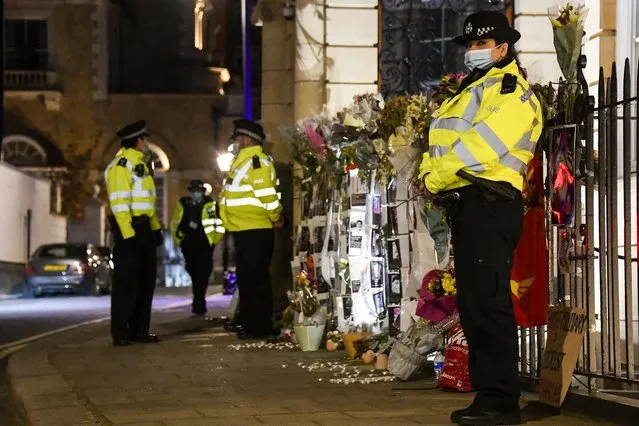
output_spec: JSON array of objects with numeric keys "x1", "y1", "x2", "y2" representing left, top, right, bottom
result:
[{"x1": 303, "y1": 122, "x2": 327, "y2": 159}]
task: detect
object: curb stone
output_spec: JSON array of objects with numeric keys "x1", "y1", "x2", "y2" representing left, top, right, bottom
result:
[{"x1": 8, "y1": 345, "x2": 98, "y2": 425}]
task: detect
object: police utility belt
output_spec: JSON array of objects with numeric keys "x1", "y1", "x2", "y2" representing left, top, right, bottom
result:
[{"x1": 431, "y1": 169, "x2": 518, "y2": 208}]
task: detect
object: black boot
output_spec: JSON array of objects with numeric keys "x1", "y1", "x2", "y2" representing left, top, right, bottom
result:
[{"x1": 452, "y1": 406, "x2": 521, "y2": 425}]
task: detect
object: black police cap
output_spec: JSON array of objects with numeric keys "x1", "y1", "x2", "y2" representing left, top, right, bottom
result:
[
  {"x1": 453, "y1": 11, "x2": 521, "y2": 46},
  {"x1": 116, "y1": 120, "x2": 150, "y2": 140},
  {"x1": 188, "y1": 180, "x2": 205, "y2": 192},
  {"x1": 231, "y1": 119, "x2": 266, "y2": 143}
]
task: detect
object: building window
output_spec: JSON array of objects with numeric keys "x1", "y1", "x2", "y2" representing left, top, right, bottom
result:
[
  {"x1": 380, "y1": 0, "x2": 505, "y2": 98},
  {"x1": 3, "y1": 19, "x2": 49, "y2": 70},
  {"x1": 1, "y1": 135, "x2": 47, "y2": 167},
  {"x1": 194, "y1": 0, "x2": 206, "y2": 50}
]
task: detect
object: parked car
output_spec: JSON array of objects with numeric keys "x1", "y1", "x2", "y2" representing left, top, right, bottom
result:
[{"x1": 23, "y1": 243, "x2": 113, "y2": 298}]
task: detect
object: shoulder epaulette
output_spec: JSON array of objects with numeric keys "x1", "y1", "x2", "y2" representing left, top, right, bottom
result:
[
  {"x1": 117, "y1": 158, "x2": 128, "y2": 167},
  {"x1": 252, "y1": 155, "x2": 261, "y2": 169},
  {"x1": 500, "y1": 73, "x2": 517, "y2": 95}
]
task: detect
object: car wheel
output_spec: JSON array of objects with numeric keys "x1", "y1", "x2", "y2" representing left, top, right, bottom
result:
[{"x1": 22, "y1": 283, "x2": 35, "y2": 299}]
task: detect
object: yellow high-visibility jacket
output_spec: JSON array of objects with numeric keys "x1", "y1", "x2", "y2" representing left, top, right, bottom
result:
[
  {"x1": 219, "y1": 145, "x2": 282, "y2": 232},
  {"x1": 105, "y1": 148, "x2": 161, "y2": 239},
  {"x1": 420, "y1": 60, "x2": 543, "y2": 194},
  {"x1": 170, "y1": 197, "x2": 225, "y2": 247}
]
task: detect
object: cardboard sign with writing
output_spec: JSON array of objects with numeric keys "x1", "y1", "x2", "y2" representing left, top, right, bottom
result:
[{"x1": 538, "y1": 306, "x2": 588, "y2": 408}]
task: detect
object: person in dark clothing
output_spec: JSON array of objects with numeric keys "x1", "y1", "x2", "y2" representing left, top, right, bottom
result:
[
  {"x1": 418, "y1": 12, "x2": 543, "y2": 426},
  {"x1": 170, "y1": 180, "x2": 225, "y2": 315}
]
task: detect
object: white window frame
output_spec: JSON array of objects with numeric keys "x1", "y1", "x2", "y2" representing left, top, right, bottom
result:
[{"x1": 4, "y1": 8, "x2": 55, "y2": 70}]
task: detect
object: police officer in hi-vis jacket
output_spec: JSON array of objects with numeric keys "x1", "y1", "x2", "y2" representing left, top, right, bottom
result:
[
  {"x1": 419, "y1": 12, "x2": 543, "y2": 426},
  {"x1": 219, "y1": 119, "x2": 284, "y2": 339},
  {"x1": 105, "y1": 120, "x2": 163, "y2": 347},
  {"x1": 170, "y1": 180, "x2": 225, "y2": 315}
]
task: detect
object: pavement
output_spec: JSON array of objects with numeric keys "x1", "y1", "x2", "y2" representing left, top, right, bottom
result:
[{"x1": 5, "y1": 295, "x2": 623, "y2": 426}]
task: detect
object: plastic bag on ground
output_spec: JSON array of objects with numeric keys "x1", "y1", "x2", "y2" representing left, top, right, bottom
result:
[{"x1": 437, "y1": 322, "x2": 473, "y2": 392}]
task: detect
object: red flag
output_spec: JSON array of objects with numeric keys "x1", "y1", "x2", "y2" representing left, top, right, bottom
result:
[{"x1": 510, "y1": 155, "x2": 549, "y2": 327}]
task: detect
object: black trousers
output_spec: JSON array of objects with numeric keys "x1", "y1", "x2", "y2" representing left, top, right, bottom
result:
[
  {"x1": 449, "y1": 185, "x2": 523, "y2": 411},
  {"x1": 111, "y1": 224, "x2": 157, "y2": 340},
  {"x1": 182, "y1": 244, "x2": 214, "y2": 314},
  {"x1": 233, "y1": 228, "x2": 274, "y2": 336}
]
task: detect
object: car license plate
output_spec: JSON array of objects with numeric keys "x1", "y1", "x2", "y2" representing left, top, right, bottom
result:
[{"x1": 43, "y1": 264, "x2": 67, "y2": 272}]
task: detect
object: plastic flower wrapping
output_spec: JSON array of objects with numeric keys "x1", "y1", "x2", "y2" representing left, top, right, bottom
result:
[
  {"x1": 548, "y1": 2, "x2": 588, "y2": 83},
  {"x1": 280, "y1": 78, "x2": 468, "y2": 261},
  {"x1": 412, "y1": 73, "x2": 467, "y2": 263}
]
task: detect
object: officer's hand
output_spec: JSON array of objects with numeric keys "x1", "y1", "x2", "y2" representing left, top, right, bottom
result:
[
  {"x1": 273, "y1": 216, "x2": 285, "y2": 229},
  {"x1": 153, "y1": 230, "x2": 164, "y2": 246},
  {"x1": 416, "y1": 177, "x2": 432, "y2": 199}
]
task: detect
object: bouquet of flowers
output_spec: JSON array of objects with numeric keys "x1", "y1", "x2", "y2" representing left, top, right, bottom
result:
[
  {"x1": 432, "y1": 72, "x2": 466, "y2": 106},
  {"x1": 281, "y1": 271, "x2": 324, "y2": 328},
  {"x1": 548, "y1": 2, "x2": 588, "y2": 83},
  {"x1": 415, "y1": 269, "x2": 458, "y2": 323}
]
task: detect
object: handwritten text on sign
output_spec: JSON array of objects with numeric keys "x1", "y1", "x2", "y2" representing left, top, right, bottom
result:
[{"x1": 538, "y1": 307, "x2": 588, "y2": 408}]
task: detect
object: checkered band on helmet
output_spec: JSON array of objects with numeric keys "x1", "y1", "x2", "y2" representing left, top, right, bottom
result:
[{"x1": 476, "y1": 26, "x2": 496, "y2": 37}]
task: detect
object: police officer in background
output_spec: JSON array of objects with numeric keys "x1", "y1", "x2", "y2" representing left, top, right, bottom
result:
[
  {"x1": 419, "y1": 12, "x2": 542, "y2": 425},
  {"x1": 219, "y1": 119, "x2": 284, "y2": 339},
  {"x1": 105, "y1": 120, "x2": 163, "y2": 346},
  {"x1": 170, "y1": 180, "x2": 225, "y2": 315}
]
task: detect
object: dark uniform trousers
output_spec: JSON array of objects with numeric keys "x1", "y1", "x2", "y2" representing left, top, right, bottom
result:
[
  {"x1": 449, "y1": 184, "x2": 523, "y2": 411},
  {"x1": 233, "y1": 228, "x2": 274, "y2": 336},
  {"x1": 182, "y1": 244, "x2": 214, "y2": 313},
  {"x1": 111, "y1": 219, "x2": 157, "y2": 340}
]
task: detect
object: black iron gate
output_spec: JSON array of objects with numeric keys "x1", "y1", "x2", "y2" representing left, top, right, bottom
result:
[
  {"x1": 520, "y1": 56, "x2": 639, "y2": 393},
  {"x1": 379, "y1": 0, "x2": 506, "y2": 98}
]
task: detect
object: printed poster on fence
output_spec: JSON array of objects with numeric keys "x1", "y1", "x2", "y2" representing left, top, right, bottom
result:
[{"x1": 538, "y1": 307, "x2": 588, "y2": 408}]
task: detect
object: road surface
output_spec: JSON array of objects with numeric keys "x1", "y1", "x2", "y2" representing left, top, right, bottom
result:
[{"x1": 0, "y1": 288, "x2": 198, "y2": 347}]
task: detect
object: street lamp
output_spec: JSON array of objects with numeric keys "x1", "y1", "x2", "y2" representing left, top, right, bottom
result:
[{"x1": 216, "y1": 151, "x2": 234, "y2": 173}]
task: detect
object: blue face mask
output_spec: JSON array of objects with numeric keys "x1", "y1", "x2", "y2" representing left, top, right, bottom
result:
[
  {"x1": 229, "y1": 142, "x2": 240, "y2": 156},
  {"x1": 190, "y1": 191, "x2": 203, "y2": 202},
  {"x1": 464, "y1": 45, "x2": 502, "y2": 71}
]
